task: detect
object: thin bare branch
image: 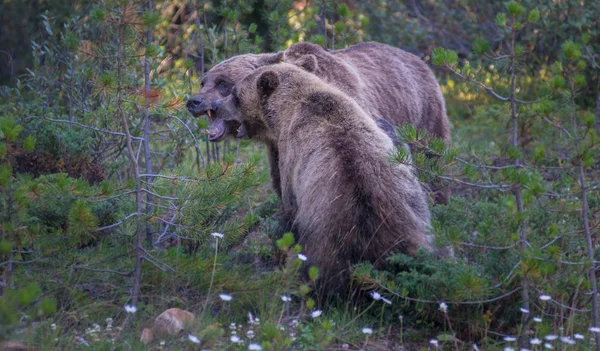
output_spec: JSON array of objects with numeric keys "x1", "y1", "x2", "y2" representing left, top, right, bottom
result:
[{"x1": 97, "y1": 212, "x2": 139, "y2": 231}]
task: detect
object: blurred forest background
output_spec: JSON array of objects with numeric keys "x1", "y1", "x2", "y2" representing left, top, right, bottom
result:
[{"x1": 0, "y1": 0, "x2": 599, "y2": 350}]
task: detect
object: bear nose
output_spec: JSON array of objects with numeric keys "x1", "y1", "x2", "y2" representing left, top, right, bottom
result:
[{"x1": 186, "y1": 97, "x2": 204, "y2": 112}]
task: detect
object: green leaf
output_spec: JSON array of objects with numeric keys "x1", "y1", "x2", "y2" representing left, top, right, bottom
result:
[
  {"x1": 276, "y1": 232, "x2": 295, "y2": 251},
  {"x1": 527, "y1": 9, "x2": 540, "y2": 23},
  {"x1": 495, "y1": 13, "x2": 507, "y2": 27},
  {"x1": 248, "y1": 23, "x2": 257, "y2": 34},
  {"x1": 145, "y1": 44, "x2": 159, "y2": 57},
  {"x1": 141, "y1": 11, "x2": 161, "y2": 27},
  {"x1": 574, "y1": 74, "x2": 585, "y2": 87},
  {"x1": 506, "y1": 1, "x2": 525, "y2": 17},
  {"x1": 431, "y1": 47, "x2": 447, "y2": 66},
  {"x1": 61, "y1": 32, "x2": 78, "y2": 51},
  {"x1": 0, "y1": 239, "x2": 11, "y2": 255},
  {"x1": 551, "y1": 76, "x2": 565, "y2": 89},
  {"x1": 0, "y1": 164, "x2": 12, "y2": 186},
  {"x1": 533, "y1": 145, "x2": 545, "y2": 161},
  {"x1": 39, "y1": 296, "x2": 57, "y2": 315},
  {"x1": 561, "y1": 41, "x2": 581, "y2": 60},
  {"x1": 97, "y1": 72, "x2": 116, "y2": 90},
  {"x1": 446, "y1": 50, "x2": 458, "y2": 65},
  {"x1": 23, "y1": 136, "x2": 36, "y2": 152},
  {"x1": 583, "y1": 112, "x2": 595, "y2": 129},
  {"x1": 90, "y1": 8, "x2": 105, "y2": 22},
  {"x1": 551, "y1": 61, "x2": 563, "y2": 74},
  {"x1": 515, "y1": 44, "x2": 524, "y2": 55},
  {"x1": 311, "y1": 35, "x2": 325, "y2": 46},
  {"x1": 472, "y1": 38, "x2": 490, "y2": 55},
  {"x1": 337, "y1": 4, "x2": 350, "y2": 17},
  {"x1": 18, "y1": 283, "x2": 41, "y2": 306},
  {"x1": 582, "y1": 33, "x2": 590, "y2": 44},
  {"x1": 308, "y1": 266, "x2": 319, "y2": 281},
  {"x1": 67, "y1": 199, "x2": 99, "y2": 244}
]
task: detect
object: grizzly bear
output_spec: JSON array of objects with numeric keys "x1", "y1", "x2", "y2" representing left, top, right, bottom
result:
[
  {"x1": 187, "y1": 42, "x2": 450, "y2": 202},
  {"x1": 213, "y1": 63, "x2": 432, "y2": 291}
]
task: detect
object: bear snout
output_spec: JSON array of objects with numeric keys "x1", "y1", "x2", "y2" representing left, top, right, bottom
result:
[{"x1": 186, "y1": 97, "x2": 206, "y2": 116}]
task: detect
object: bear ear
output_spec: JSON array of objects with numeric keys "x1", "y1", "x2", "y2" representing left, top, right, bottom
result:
[
  {"x1": 295, "y1": 54, "x2": 318, "y2": 73},
  {"x1": 256, "y1": 70, "x2": 280, "y2": 99},
  {"x1": 259, "y1": 51, "x2": 284, "y2": 66}
]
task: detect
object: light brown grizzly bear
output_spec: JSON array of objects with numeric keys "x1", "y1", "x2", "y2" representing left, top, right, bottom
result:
[
  {"x1": 187, "y1": 42, "x2": 450, "y2": 202},
  {"x1": 213, "y1": 63, "x2": 432, "y2": 291}
]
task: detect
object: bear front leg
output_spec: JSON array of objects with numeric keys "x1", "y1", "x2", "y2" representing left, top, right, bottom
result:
[{"x1": 266, "y1": 141, "x2": 282, "y2": 199}]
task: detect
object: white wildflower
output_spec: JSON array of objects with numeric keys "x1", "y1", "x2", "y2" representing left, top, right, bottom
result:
[
  {"x1": 246, "y1": 330, "x2": 255, "y2": 338},
  {"x1": 589, "y1": 326, "x2": 600, "y2": 333},
  {"x1": 188, "y1": 334, "x2": 200, "y2": 344},
  {"x1": 559, "y1": 337, "x2": 575, "y2": 345},
  {"x1": 160, "y1": 341, "x2": 165, "y2": 346},
  {"x1": 231, "y1": 335, "x2": 240, "y2": 343},
  {"x1": 439, "y1": 302, "x2": 448, "y2": 313},
  {"x1": 503, "y1": 336, "x2": 517, "y2": 342},
  {"x1": 124, "y1": 304, "x2": 137, "y2": 313},
  {"x1": 281, "y1": 295, "x2": 292, "y2": 302},
  {"x1": 533, "y1": 317, "x2": 542, "y2": 323},
  {"x1": 248, "y1": 343, "x2": 262, "y2": 351},
  {"x1": 544, "y1": 335, "x2": 557, "y2": 341},
  {"x1": 248, "y1": 312, "x2": 255, "y2": 324},
  {"x1": 362, "y1": 327, "x2": 373, "y2": 335},
  {"x1": 543, "y1": 343, "x2": 553, "y2": 349},
  {"x1": 219, "y1": 293, "x2": 233, "y2": 301},
  {"x1": 503, "y1": 348, "x2": 515, "y2": 351},
  {"x1": 520, "y1": 307, "x2": 529, "y2": 314},
  {"x1": 211, "y1": 232, "x2": 224, "y2": 239},
  {"x1": 430, "y1": 339, "x2": 439, "y2": 347},
  {"x1": 297, "y1": 254, "x2": 307, "y2": 261},
  {"x1": 370, "y1": 291, "x2": 381, "y2": 300},
  {"x1": 574, "y1": 333, "x2": 585, "y2": 340},
  {"x1": 530, "y1": 338, "x2": 542, "y2": 345},
  {"x1": 50, "y1": 323, "x2": 57, "y2": 330},
  {"x1": 539, "y1": 295, "x2": 552, "y2": 301},
  {"x1": 311, "y1": 310, "x2": 322, "y2": 318}
]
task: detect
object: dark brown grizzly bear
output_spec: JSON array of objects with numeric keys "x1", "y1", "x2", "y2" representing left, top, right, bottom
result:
[
  {"x1": 213, "y1": 63, "x2": 432, "y2": 291},
  {"x1": 282, "y1": 42, "x2": 450, "y2": 141},
  {"x1": 187, "y1": 42, "x2": 450, "y2": 202}
]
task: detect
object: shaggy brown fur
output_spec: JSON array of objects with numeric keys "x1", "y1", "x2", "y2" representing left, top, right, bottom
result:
[
  {"x1": 214, "y1": 63, "x2": 432, "y2": 291},
  {"x1": 187, "y1": 42, "x2": 450, "y2": 202},
  {"x1": 283, "y1": 42, "x2": 450, "y2": 140}
]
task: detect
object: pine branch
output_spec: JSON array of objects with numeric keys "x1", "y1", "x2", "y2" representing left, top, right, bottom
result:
[{"x1": 26, "y1": 116, "x2": 143, "y2": 140}]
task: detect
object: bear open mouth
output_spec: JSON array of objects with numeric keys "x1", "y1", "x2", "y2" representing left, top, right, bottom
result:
[{"x1": 207, "y1": 118, "x2": 227, "y2": 142}]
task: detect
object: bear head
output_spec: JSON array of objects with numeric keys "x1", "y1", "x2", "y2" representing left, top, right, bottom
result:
[{"x1": 186, "y1": 52, "x2": 283, "y2": 141}]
